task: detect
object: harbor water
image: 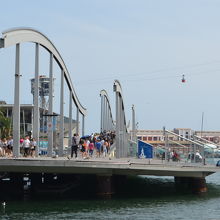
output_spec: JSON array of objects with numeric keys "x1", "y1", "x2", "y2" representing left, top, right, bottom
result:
[{"x1": 1, "y1": 170, "x2": 220, "y2": 220}]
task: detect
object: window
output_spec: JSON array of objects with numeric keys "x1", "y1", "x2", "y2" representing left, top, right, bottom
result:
[
  {"x1": 143, "y1": 137, "x2": 147, "y2": 141},
  {"x1": 148, "y1": 137, "x2": 152, "y2": 141},
  {"x1": 153, "y1": 137, "x2": 157, "y2": 141}
]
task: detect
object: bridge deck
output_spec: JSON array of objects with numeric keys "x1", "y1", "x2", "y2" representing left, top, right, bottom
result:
[{"x1": 0, "y1": 157, "x2": 218, "y2": 178}]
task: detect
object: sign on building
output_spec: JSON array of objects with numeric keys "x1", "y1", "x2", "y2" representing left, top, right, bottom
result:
[{"x1": 138, "y1": 140, "x2": 153, "y2": 158}]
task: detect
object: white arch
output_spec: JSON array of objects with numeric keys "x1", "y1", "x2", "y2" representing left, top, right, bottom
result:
[
  {"x1": 113, "y1": 80, "x2": 127, "y2": 131},
  {"x1": 0, "y1": 27, "x2": 86, "y2": 116},
  {"x1": 100, "y1": 89, "x2": 115, "y2": 132},
  {"x1": 113, "y1": 80, "x2": 128, "y2": 158}
]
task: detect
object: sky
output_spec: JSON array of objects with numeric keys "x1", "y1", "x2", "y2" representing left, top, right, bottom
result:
[{"x1": 1, "y1": 0, "x2": 220, "y2": 134}]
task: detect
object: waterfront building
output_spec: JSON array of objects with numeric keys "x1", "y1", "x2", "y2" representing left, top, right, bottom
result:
[{"x1": 0, "y1": 102, "x2": 78, "y2": 149}]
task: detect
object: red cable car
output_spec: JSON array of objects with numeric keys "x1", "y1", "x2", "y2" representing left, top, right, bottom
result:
[{"x1": 182, "y1": 74, "x2": 186, "y2": 83}]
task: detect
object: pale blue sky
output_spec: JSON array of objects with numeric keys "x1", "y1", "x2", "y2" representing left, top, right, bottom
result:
[{"x1": 1, "y1": 0, "x2": 220, "y2": 133}]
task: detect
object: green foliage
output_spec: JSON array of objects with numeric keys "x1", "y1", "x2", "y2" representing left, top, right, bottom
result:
[{"x1": 0, "y1": 108, "x2": 12, "y2": 138}]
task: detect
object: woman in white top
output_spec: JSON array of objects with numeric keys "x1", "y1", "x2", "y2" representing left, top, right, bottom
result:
[
  {"x1": 30, "y1": 138, "x2": 37, "y2": 157},
  {"x1": 23, "y1": 136, "x2": 30, "y2": 157}
]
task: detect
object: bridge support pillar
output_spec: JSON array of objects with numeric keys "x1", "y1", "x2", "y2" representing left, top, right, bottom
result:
[
  {"x1": 174, "y1": 177, "x2": 207, "y2": 193},
  {"x1": 9, "y1": 173, "x2": 24, "y2": 196},
  {"x1": 10, "y1": 172, "x2": 23, "y2": 187},
  {"x1": 96, "y1": 175, "x2": 114, "y2": 199},
  {"x1": 30, "y1": 173, "x2": 42, "y2": 192}
]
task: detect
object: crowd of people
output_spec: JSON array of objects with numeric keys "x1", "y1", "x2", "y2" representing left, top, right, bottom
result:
[
  {"x1": 0, "y1": 130, "x2": 116, "y2": 159},
  {"x1": 0, "y1": 131, "x2": 205, "y2": 164},
  {"x1": 0, "y1": 135, "x2": 36, "y2": 157},
  {"x1": 71, "y1": 131, "x2": 115, "y2": 159}
]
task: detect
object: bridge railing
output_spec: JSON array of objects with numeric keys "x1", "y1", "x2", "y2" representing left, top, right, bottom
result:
[{"x1": 161, "y1": 128, "x2": 215, "y2": 165}]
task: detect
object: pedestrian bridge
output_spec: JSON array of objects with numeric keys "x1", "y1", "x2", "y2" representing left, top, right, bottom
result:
[
  {"x1": 0, "y1": 157, "x2": 217, "y2": 178},
  {"x1": 0, "y1": 27, "x2": 219, "y2": 196}
]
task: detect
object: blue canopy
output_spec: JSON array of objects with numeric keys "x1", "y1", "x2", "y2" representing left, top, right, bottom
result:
[{"x1": 81, "y1": 135, "x2": 90, "y2": 139}]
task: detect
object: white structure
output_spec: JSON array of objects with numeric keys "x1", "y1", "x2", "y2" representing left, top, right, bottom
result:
[
  {"x1": 0, "y1": 28, "x2": 87, "y2": 157},
  {"x1": 113, "y1": 80, "x2": 129, "y2": 158},
  {"x1": 100, "y1": 89, "x2": 114, "y2": 133}
]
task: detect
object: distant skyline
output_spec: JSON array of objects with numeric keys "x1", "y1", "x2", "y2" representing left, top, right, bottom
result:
[{"x1": 1, "y1": 0, "x2": 220, "y2": 134}]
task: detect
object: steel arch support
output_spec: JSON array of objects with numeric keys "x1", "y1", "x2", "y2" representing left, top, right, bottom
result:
[
  {"x1": 33, "y1": 43, "x2": 40, "y2": 157},
  {"x1": 13, "y1": 44, "x2": 20, "y2": 157},
  {"x1": 1, "y1": 28, "x2": 87, "y2": 116}
]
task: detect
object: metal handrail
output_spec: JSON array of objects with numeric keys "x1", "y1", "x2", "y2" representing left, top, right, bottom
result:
[
  {"x1": 164, "y1": 129, "x2": 204, "y2": 148},
  {"x1": 193, "y1": 135, "x2": 220, "y2": 148}
]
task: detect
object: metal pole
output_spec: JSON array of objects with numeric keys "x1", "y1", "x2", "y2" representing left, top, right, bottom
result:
[
  {"x1": 13, "y1": 43, "x2": 20, "y2": 157},
  {"x1": 48, "y1": 53, "x2": 53, "y2": 157},
  {"x1": 108, "y1": 105, "x2": 110, "y2": 131},
  {"x1": 163, "y1": 127, "x2": 168, "y2": 162},
  {"x1": 105, "y1": 97, "x2": 107, "y2": 131},
  {"x1": 119, "y1": 96, "x2": 123, "y2": 157},
  {"x1": 120, "y1": 97, "x2": 126, "y2": 157},
  {"x1": 132, "y1": 105, "x2": 135, "y2": 142},
  {"x1": 31, "y1": 108, "x2": 33, "y2": 138},
  {"x1": 106, "y1": 102, "x2": 109, "y2": 131},
  {"x1": 23, "y1": 109, "x2": 25, "y2": 136},
  {"x1": 69, "y1": 91, "x2": 73, "y2": 148},
  {"x1": 115, "y1": 92, "x2": 120, "y2": 158},
  {"x1": 59, "y1": 69, "x2": 64, "y2": 156},
  {"x1": 192, "y1": 136, "x2": 196, "y2": 163},
  {"x1": 82, "y1": 114, "x2": 85, "y2": 136},
  {"x1": 33, "y1": 43, "x2": 40, "y2": 157},
  {"x1": 201, "y1": 112, "x2": 205, "y2": 165},
  {"x1": 201, "y1": 112, "x2": 204, "y2": 138},
  {"x1": 107, "y1": 99, "x2": 109, "y2": 131},
  {"x1": 100, "y1": 95, "x2": 103, "y2": 133},
  {"x1": 119, "y1": 97, "x2": 122, "y2": 157},
  {"x1": 76, "y1": 107, "x2": 79, "y2": 135},
  {"x1": 103, "y1": 97, "x2": 106, "y2": 131}
]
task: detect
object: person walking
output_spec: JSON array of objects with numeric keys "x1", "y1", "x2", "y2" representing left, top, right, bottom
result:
[
  {"x1": 95, "y1": 139, "x2": 102, "y2": 158},
  {"x1": 71, "y1": 133, "x2": 80, "y2": 158},
  {"x1": 30, "y1": 138, "x2": 37, "y2": 157},
  {"x1": 23, "y1": 136, "x2": 30, "y2": 157},
  {"x1": 7, "y1": 136, "x2": 13, "y2": 157},
  {"x1": 89, "y1": 141, "x2": 94, "y2": 157}
]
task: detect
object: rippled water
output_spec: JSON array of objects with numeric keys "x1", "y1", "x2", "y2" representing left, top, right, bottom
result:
[{"x1": 1, "y1": 172, "x2": 220, "y2": 220}]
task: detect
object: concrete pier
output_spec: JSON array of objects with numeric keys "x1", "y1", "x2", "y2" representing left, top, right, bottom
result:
[
  {"x1": 175, "y1": 176, "x2": 207, "y2": 193},
  {"x1": 96, "y1": 175, "x2": 114, "y2": 198}
]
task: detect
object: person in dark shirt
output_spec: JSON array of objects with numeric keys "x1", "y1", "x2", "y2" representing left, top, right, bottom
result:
[{"x1": 71, "y1": 133, "x2": 80, "y2": 158}]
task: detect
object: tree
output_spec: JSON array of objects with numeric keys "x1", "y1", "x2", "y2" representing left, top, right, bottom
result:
[{"x1": 0, "y1": 108, "x2": 12, "y2": 138}]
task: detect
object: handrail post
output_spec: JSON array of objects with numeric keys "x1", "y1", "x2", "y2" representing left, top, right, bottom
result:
[
  {"x1": 48, "y1": 53, "x2": 53, "y2": 157},
  {"x1": 33, "y1": 43, "x2": 39, "y2": 157},
  {"x1": 59, "y1": 69, "x2": 64, "y2": 157},
  {"x1": 13, "y1": 43, "x2": 20, "y2": 157}
]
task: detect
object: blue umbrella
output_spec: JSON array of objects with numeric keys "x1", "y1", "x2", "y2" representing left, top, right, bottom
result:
[{"x1": 81, "y1": 135, "x2": 90, "y2": 139}]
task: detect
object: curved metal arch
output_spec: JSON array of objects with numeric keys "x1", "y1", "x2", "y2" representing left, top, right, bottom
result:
[
  {"x1": 113, "y1": 80, "x2": 129, "y2": 158},
  {"x1": 113, "y1": 80, "x2": 127, "y2": 131},
  {"x1": 100, "y1": 89, "x2": 115, "y2": 131},
  {"x1": 0, "y1": 27, "x2": 86, "y2": 116},
  {"x1": 113, "y1": 80, "x2": 123, "y2": 95}
]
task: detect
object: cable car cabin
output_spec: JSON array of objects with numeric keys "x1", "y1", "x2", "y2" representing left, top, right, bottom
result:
[{"x1": 182, "y1": 75, "x2": 186, "y2": 83}]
